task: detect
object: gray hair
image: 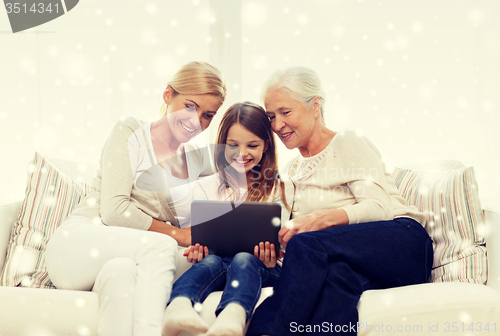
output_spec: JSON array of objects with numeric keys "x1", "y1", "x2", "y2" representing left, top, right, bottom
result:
[{"x1": 261, "y1": 66, "x2": 326, "y2": 122}]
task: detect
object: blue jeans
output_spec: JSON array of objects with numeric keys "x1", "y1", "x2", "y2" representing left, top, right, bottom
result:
[
  {"x1": 168, "y1": 252, "x2": 281, "y2": 322},
  {"x1": 246, "y1": 217, "x2": 433, "y2": 335}
]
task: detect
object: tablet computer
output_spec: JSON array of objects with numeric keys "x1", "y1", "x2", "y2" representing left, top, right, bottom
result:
[{"x1": 191, "y1": 200, "x2": 281, "y2": 258}]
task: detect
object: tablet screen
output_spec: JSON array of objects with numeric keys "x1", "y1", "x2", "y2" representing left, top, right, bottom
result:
[{"x1": 191, "y1": 200, "x2": 281, "y2": 258}]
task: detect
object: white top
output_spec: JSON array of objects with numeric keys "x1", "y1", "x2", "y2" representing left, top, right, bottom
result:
[
  {"x1": 176, "y1": 174, "x2": 291, "y2": 229},
  {"x1": 288, "y1": 130, "x2": 425, "y2": 225},
  {"x1": 138, "y1": 121, "x2": 198, "y2": 227},
  {"x1": 71, "y1": 117, "x2": 212, "y2": 229}
]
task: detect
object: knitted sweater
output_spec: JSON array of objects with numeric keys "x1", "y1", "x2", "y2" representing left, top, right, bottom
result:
[{"x1": 288, "y1": 130, "x2": 425, "y2": 225}]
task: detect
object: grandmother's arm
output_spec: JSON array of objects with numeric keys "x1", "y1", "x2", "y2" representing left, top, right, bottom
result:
[
  {"x1": 279, "y1": 178, "x2": 395, "y2": 247},
  {"x1": 338, "y1": 133, "x2": 395, "y2": 224},
  {"x1": 279, "y1": 131, "x2": 395, "y2": 248},
  {"x1": 278, "y1": 182, "x2": 392, "y2": 248}
]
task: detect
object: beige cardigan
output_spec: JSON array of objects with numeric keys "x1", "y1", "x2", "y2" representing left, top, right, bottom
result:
[
  {"x1": 71, "y1": 117, "x2": 212, "y2": 230},
  {"x1": 287, "y1": 130, "x2": 425, "y2": 225}
]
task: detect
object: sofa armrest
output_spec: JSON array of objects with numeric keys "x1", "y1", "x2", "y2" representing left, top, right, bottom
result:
[
  {"x1": 485, "y1": 206, "x2": 500, "y2": 292},
  {"x1": 0, "y1": 201, "x2": 22, "y2": 272}
]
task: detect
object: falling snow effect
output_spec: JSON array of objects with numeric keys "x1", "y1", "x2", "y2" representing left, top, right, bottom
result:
[
  {"x1": 0, "y1": 1, "x2": 499, "y2": 335},
  {"x1": 75, "y1": 298, "x2": 86, "y2": 308},
  {"x1": 77, "y1": 325, "x2": 91, "y2": 336},
  {"x1": 89, "y1": 248, "x2": 100, "y2": 258},
  {"x1": 194, "y1": 302, "x2": 203, "y2": 313}
]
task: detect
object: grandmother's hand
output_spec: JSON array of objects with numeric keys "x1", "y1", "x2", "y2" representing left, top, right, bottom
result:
[
  {"x1": 279, "y1": 214, "x2": 317, "y2": 248},
  {"x1": 279, "y1": 209, "x2": 349, "y2": 248}
]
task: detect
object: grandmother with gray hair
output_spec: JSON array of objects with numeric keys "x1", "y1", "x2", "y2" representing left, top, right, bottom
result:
[{"x1": 246, "y1": 67, "x2": 433, "y2": 335}]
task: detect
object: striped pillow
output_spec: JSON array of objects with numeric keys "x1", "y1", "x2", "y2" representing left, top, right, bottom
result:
[
  {"x1": 392, "y1": 167, "x2": 487, "y2": 284},
  {"x1": 0, "y1": 152, "x2": 91, "y2": 288}
]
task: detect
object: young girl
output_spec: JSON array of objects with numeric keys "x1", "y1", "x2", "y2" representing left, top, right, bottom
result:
[{"x1": 163, "y1": 102, "x2": 291, "y2": 336}]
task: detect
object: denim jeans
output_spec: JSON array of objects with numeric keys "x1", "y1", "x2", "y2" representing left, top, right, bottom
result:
[
  {"x1": 246, "y1": 217, "x2": 433, "y2": 335},
  {"x1": 168, "y1": 252, "x2": 281, "y2": 321}
]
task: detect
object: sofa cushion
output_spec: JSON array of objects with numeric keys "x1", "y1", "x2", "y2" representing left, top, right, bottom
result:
[
  {"x1": 358, "y1": 282, "x2": 500, "y2": 335},
  {"x1": 392, "y1": 166, "x2": 487, "y2": 283},
  {"x1": 0, "y1": 285, "x2": 98, "y2": 336},
  {"x1": 0, "y1": 152, "x2": 94, "y2": 288}
]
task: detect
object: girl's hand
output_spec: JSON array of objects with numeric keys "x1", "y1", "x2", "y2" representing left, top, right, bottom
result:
[
  {"x1": 254, "y1": 241, "x2": 277, "y2": 268},
  {"x1": 183, "y1": 243, "x2": 209, "y2": 264}
]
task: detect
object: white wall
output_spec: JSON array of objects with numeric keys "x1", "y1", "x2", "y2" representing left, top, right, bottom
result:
[
  {"x1": 1, "y1": 0, "x2": 498, "y2": 207},
  {"x1": 0, "y1": 0, "x2": 213, "y2": 203},
  {"x1": 236, "y1": 0, "x2": 499, "y2": 207}
]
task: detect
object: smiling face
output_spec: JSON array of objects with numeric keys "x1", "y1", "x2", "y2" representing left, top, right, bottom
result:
[
  {"x1": 224, "y1": 123, "x2": 268, "y2": 174},
  {"x1": 163, "y1": 87, "x2": 222, "y2": 144},
  {"x1": 264, "y1": 88, "x2": 319, "y2": 151}
]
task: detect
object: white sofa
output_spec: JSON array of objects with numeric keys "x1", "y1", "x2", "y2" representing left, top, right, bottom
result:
[{"x1": 0, "y1": 156, "x2": 499, "y2": 336}]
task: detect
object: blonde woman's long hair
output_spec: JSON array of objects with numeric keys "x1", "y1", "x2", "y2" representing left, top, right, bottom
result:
[{"x1": 160, "y1": 61, "x2": 227, "y2": 116}]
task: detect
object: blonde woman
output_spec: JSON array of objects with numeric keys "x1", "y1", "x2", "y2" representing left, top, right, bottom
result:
[{"x1": 45, "y1": 61, "x2": 227, "y2": 336}]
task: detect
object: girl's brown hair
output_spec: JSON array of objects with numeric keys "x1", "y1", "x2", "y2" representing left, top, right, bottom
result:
[{"x1": 214, "y1": 102, "x2": 291, "y2": 209}]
